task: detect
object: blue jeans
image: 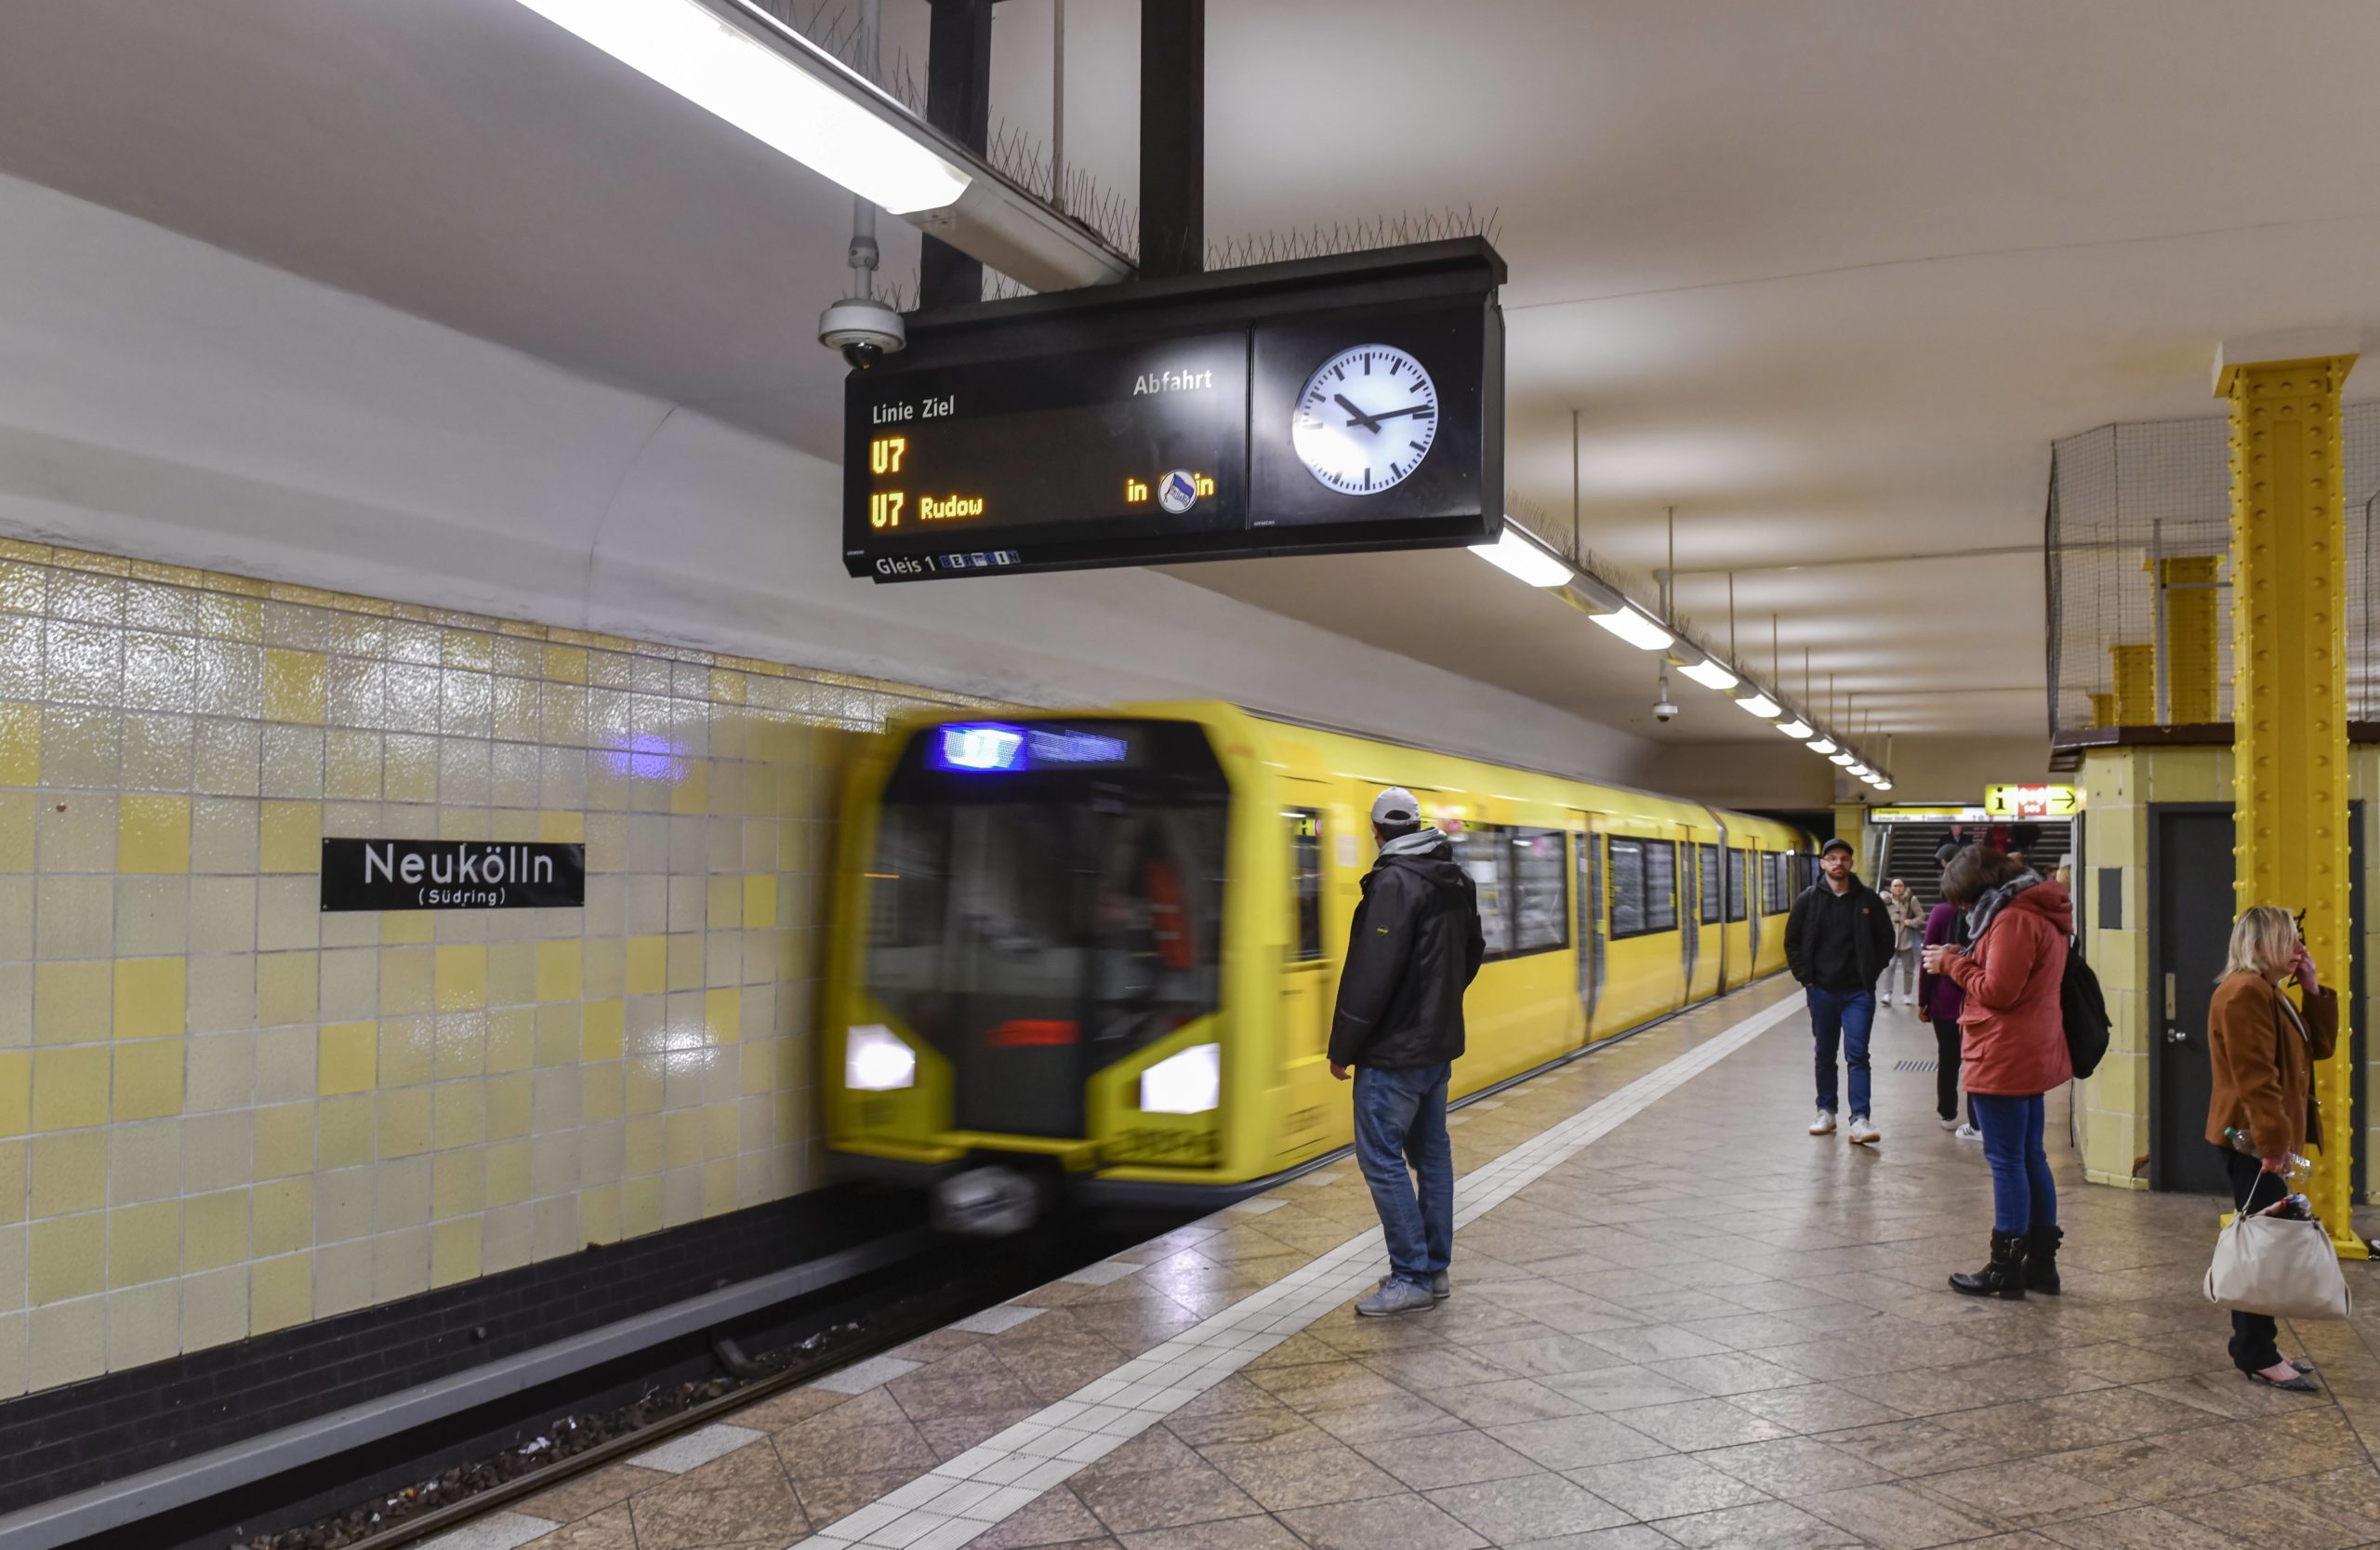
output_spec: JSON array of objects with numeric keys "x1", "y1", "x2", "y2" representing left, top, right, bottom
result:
[
  {"x1": 1970, "y1": 1093, "x2": 2057, "y2": 1234},
  {"x1": 1352, "y1": 1063, "x2": 1453, "y2": 1285},
  {"x1": 1806, "y1": 987, "x2": 1874, "y2": 1118}
]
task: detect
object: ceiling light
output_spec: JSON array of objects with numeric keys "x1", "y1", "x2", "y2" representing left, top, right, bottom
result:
[
  {"x1": 1469, "y1": 523, "x2": 1575, "y2": 588},
  {"x1": 1846, "y1": 762, "x2": 1871, "y2": 776},
  {"x1": 1807, "y1": 737, "x2": 1837, "y2": 755},
  {"x1": 1862, "y1": 773, "x2": 1886, "y2": 787},
  {"x1": 1735, "y1": 692, "x2": 1781, "y2": 719},
  {"x1": 1873, "y1": 779, "x2": 1893, "y2": 792},
  {"x1": 1776, "y1": 719, "x2": 1813, "y2": 739},
  {"x1": 1588, "y1": 606, "x2": 1675, "y2": 652},
  {"x1": 1677, "y1": 658, "x2": 1739, "y2": 692},
  {"x1": 1830, "y1": 751, "x2": 1856, "y2": 766}
]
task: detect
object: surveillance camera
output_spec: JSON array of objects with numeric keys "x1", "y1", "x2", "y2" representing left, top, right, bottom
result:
[
  {"x1": 819, "y1": 296, "x2": 906, "y2": 369},
  {"x1": 1653, "y1": 697, "x2": 1680, "y2": 722}
]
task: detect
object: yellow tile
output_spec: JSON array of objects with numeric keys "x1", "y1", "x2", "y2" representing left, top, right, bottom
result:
[
  {"x1": 317, "y1": 1094, "x2": 374, "y2": 1170},
  {"x1": 487, "y1": 941, "x2": 534, "y2": 1006},
  {"x1": 434, "y1": 945, "x2": 486, "y2": 1012},
  {"x1": 262, "y1": 648, "x2": 325, "y2": 724},
  {"x1": 252, "y1": 1177, "x2": 311, "y2": 1257},
  {"x1": 33, "y1": 961, "x2": 109, "y2": 1046},
  {"x1": 250, "y1": 1252, "x2": 312, "y2": 1334},
  {"x1": 380, "y1": 947, "x2": 433, "y2": 1016},
  {"x1": 181, "y1": 1265, "x2": 249, "y2": 1354},
  {"x1": 433, "y1": 1012, "x2": 486, "y2": 1079},
  {"x1": 184, "y1": 1188, "x2": 250, "y2": 1273},
  {"x1": 537, "y1": 810, "x2": 584, "y2": 844},
  {"x1": 31, "y1": 1131, "x2": 105, "y2": 1216},
  {"x1": 32, "y1": 1046, "x2": 107, "y2": 1131},
  {"x1": 432, "y1": 1148, "x2": 484, "y2": 1218},
  {"x1": 743, "y1": 874, "x2": 778, "y2": 930},
  {"x1": 317, "y1": 1022, "x2": 377, "y2": 1095},
  {"x1": 666, "y1": 933, "x2": 704, "y2": 993},
  {"x1": 253, "y1": 1102, "x2": 314, "y2": 1178},
  {"x1": 703, "y1": 1159, "x2": 735, "y2": 1216},
  {"x1": 625, "y1": 1056, "x2": 664, "y2": 1117},
  {"x1": 26, "y1": 1297, "x2": 103, "y2": 1390},
  {"x1": 115, "y1": 796, "x2": 191, "y2": 875},
  {"x1": 625, "y1": 1115, "x2": 661, "y2": 1176},
  {"x1": 533, "y1": 1005, "x2": 579, "y2": 1066},
  {"x1": 430, "y1": 1217, "x2": 482, "y2": 1288},
  {"x1": 0, "y1": 702, "x2": 36, "y2": 788},
  {"x1": 581, "y1": 999, "x2": 625, "y2": 1063},
  {"x1": 542, "y1": 645, "x2": 587, "y2": 683},
  {"x1": 622, "y1": 1175, "x2": 662, "y2": 1239},
  {"x1": 377, "y1": 1088, "x2": 430, "y2": 1159},
  {"x1": 582, "y1": 1063, "x2": 622, "y2": 1123},
  {"x1": 483, "y1": 1139, "x2": 530, "y2": 1206},
  {"x1": 107, "y1": 1199, "x2": 180, "y2": 1288},
  {"x1": 380, "y1": 908, "x2": 434, "y2": 946},
  {"x1": 30, "y1": 1213, "x2": 104, "y2": 1303},
  {"x1": 707, "y1": 875, "x2": 743, "y2": 931},
  {"x1": 535, "y1": 940, "x2": 582, "y2": 1004},
  {"x1": 705, "y1": 987, "x2": 740, "y2": 1045},
  {"x1": 664, "y1": 1110, "x2": 701, "y2": 1171},
  {"x1": 485, "y1": 1007, "x2": 533, "y2": 1072},
  {"x1": 0, "y1": 1052, "x2": 24, "y2": 1137},
  {"x1": 112, "y1": 1040, "x2": 183, "y2": 1121},
  {"x1": 0, "y1": 790, "x2": 33, "y2": 874},
  {"x1": 485, "y1": 1071, "x2": 530, "y2": 1140},
  {"x1": 431, "y1": 1082, "x2": 484, "y2": 1150},
  {"x1": 258, "y1": 801, "x2": 321, "y2": 873},
  {"x1": 111, "y1": 958, "x2": 185, "y2": 1040},
  {"x1": 580, "y1": 1186, "x2": 621, "y2": 1246},
  {"x1": 670, "y1": 762, "x2": 708, "y2": 816},
  {"x1": 626, "y1": 935, "x2": 666, "y2": 997}
]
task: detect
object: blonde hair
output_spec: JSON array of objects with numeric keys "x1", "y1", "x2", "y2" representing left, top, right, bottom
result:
[{"x1": 2222, "y1": 905, "x2": 2298, "y2": 980}]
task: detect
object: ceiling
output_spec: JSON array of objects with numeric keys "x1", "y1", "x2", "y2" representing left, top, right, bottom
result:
[{"x1": 3, "y1": 0, "x2": 2377, "y2": 756}]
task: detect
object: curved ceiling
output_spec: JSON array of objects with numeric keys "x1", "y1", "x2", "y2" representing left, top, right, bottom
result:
[{"x1": 1, "y1": 0, "x2": 2376, "y2": 751}]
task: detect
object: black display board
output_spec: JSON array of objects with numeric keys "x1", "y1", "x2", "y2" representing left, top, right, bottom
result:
[
  {"x1": 844, "y1": 239, "x2": 1505, "y2": 581},
  {"x1": 322, "y1": 840, "x2": 586, "y2": 911}
]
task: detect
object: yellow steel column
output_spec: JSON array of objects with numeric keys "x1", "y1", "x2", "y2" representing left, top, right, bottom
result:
[
  {"x1": 1832, "y1": 801, "x2": 1869, "y2": 875},
  {"x1": 2153, "y1": 555, "x2": 2223, "y2": 724},
  {"x1": 2221, "y1": 344, "x2": 2361, "y2": 1254}
]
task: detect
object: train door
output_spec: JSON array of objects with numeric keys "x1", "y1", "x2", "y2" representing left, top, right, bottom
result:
[
  {"x1": 1576, "y1": 813, "x2": 1604, "y2": 1040},
  {"x1": 1276, "y1": 789, "x2": 1336, "y2": 1155},
  {"x1": 1748, "y1": 843, "x2": 1765, "y2": 966},
  {"x1": 1676, "y1": 823, "x2": 1699, "y2": 1010}
]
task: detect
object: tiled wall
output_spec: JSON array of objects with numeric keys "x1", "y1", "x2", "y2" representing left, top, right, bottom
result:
[{"x1": 0, "y1": 540, "x2": 988, "y2": 1398}]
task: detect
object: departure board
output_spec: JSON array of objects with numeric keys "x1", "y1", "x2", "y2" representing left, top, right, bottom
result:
[{"x1": 843, "y1": 239, "x2": 1504, "y2": 581}]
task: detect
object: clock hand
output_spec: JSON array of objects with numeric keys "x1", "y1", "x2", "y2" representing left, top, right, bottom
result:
[
  {"x1": 1331, "y1": 392, "x2": 1384, "y2": 432},
  {"x1": 1362, "y1": 404, "x2": 1434, "y2": 423}
]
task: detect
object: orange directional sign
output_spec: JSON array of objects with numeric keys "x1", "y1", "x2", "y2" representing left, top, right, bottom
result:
[{"x1": 1983, "y1": 784, "x2": 2082, "y2": 819}]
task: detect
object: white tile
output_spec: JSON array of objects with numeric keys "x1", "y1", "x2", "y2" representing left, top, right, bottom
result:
[
  {"x1": 416, "y1": 1512, "x2": 560, "y2": 1550},
  {"x1": 1018, "y1": 1457, "x2": 1082, "y2": 1490},
  {"x1": 1225, "y1": 1196, "x2": 1288, "y2": 1213},
  {"x1": 1296, "y1": 1170, "x2": 1346, "y2": 1186},
  {"x1": 811, "y1": 1354, "x2": 925, "y2": 1393},
  {"x1": 628, "y1": 1423, "x2": 767, "y2": 1475},
  {"x1": 914, "y1": 1518, "x2": 988, "y2": 1550},
  {"x1": 947, "y1": 1304, "x2": 1047, "y2": 1334},
  {"x1": 1469, "y1": 1099, "x2": 1505, "y2": 1110},
  {"x1": 1056, "y1": 1260, "x2": 1144, "y2": 1285},
  {"x1": 830, "y1": 1501, "x2": 906, "y2": 1541}
]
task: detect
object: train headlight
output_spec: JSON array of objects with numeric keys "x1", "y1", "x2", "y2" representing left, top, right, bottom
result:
[
  {"x1": 1139, "y1": 1042, "x2": 1221, "y2": 1114},
  {"x1": 846, "y1": 1024, "x2": 917, "y2": 1091}
]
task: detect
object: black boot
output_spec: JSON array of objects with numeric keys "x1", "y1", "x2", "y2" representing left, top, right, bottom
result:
[
  {"x1": 1949, "y1": 1230, "x2": 2028, "y2": 1299},
  {"x1": 2024, "y1": 1225, "x2": 2062, "y2": 1294}
]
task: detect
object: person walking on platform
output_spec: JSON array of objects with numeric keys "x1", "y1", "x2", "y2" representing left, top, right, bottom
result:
[
  {"x1": 2205, "y1": 906, "x2": 2335, "y2": 1391},
  {"x1": 1784, "y1": 837, "x2": 1895, "y2": 1146},
  {"x1": 1924, "y1": 845, "x2": 2070, "y2": 1299},
  {"x1": 1883, "y1": 878, "x2": 1924, "y2": 1008},
  {"x1": 1919, "y1": 843, "x2": 1981, "y2": 1140},
  {"x1": 1329, "y1": 787, "x2": 1485, "y2": 1318}
]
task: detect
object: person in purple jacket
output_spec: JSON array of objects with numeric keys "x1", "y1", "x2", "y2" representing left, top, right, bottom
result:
[{"x1": 1918, "y1": 842, "x2": 1981, "y2": 1138}]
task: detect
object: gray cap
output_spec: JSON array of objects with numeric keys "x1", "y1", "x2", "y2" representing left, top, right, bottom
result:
[
  {"x1": 1371, "y1": 787, "x2": 1421, "y2": 826},
  {"x1": 1935, "y1": 842, "x2": 1962, "y2": 868},
  {"x1": 1820, "y1": 836, "x2": 1854, "y2": 857}
]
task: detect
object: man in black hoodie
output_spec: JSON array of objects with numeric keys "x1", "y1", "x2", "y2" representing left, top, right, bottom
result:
[
  {"x1": 1784, "y1": 836, "x2": 1897, "y2": 1146},
  {"x1": 1329, "y1": 788, "x2": 1485, "y2": 1317}
]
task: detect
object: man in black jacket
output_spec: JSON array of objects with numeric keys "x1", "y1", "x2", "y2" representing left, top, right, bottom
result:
[
  {"x1": 1783, "y1": 836, "x2": 1896, "y2": 1146},
  {"x1": 1329, "y1": 788, "x2": 1485, "y2": 1318}
]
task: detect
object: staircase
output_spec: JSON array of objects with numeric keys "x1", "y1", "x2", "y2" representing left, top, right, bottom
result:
[{"x1": 1878, "y1": 822, "x2": 2072, "y2": 910}]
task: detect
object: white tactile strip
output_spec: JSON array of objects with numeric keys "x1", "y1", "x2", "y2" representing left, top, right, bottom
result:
[
  {"x1": 628, "y1": 1422, "x2": 771, "y2": 1475},
  {"x1": 947, "y1": 1304, "x2": 1048, "y2": 1335},
  {"x1": 810, "y1": 1356, "x2": 927, "y2": 1395},
  {"x1": 415, "y1": 1509, "x2": 560, "y2": 1550},
  {"x1": 799, "y1": 989, "x2": 1802, "y2": 1550},
  {"x1": 1054, "y1": 1259, "x2": 1144, "y2": 1286}
]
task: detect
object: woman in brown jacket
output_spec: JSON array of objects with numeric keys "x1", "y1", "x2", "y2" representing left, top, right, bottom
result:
[{"x1": 2205, "y1": 904, "x2": 2337, "y2": 1392}]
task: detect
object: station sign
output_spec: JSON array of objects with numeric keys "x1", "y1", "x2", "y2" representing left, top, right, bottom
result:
[
  {"x1": 1983, "y1": 784, "x2": 2083, "y2": 819},
  {"x1": 322, "y1": 839, "x2": 586, "y2": 911},
  {"x1": 843, "y1": 239, "x2": 1504, "y2": 581}
]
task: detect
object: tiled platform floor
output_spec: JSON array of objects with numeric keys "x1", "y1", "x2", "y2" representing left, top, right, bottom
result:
[{"x1": 472, "y1": 979, "x2": 2380, "y2": 1549}]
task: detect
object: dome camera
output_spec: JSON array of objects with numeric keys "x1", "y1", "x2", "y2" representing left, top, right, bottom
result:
[
  {"x1": 1653, "y1": 696, "x2": 1680, "y2": 723},
  {"x1": 819, "y1": 295, "x2": 906, "y2": 369}
]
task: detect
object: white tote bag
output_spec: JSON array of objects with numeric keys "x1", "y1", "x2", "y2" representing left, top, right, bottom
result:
[{"x1": 2204, "y1": 1208, "x2": 2352, "y2": 1321}]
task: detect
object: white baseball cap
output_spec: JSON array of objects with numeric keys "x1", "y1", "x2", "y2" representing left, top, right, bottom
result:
[{"x1": 1370, "y1": 787, "x2": 1421, "y2": 826}]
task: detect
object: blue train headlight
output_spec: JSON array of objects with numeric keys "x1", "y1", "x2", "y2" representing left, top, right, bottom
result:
[
  {"x1": 1138, "y1": 1042, "x2": 1221, "y2": 1114},
  {"x1": 846, "y1": 1024, "x2": 917, "y2": 1091}
]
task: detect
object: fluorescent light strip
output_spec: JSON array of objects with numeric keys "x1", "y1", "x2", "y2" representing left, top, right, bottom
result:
[
  {"x1": 513, "y1": 0, "x2": 973, "y2": 214},
  {"x1": 1735, "y1": 693, "x2": 1780, "y2": 719},
  {"x1": 1775, "y1": 719, "x2": 1813, "y2": 739},
  {"x1": 1807, "y1": 737, "x2": 1837, "y2": 755},
  {"x1": 1830, "y1": 751, "x2": 1856, "y2": 766},
  {"x1": 1589, "y1": 606, "x2": 1674, "y2": 652},
  {"x1": 1678, "y1": 658, "x2": 1739, "y2": 692},
  {"x1": 1468, "y1": 525, "x2": 1575, "y2": 588}
]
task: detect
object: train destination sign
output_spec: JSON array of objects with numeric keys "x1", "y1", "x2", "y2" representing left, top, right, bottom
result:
[{"x1": 844, "y1": 239, "x2": 1505, "y2": 581}]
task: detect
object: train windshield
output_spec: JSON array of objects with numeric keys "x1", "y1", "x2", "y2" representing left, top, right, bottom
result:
[{"x1": 865, "y1": 721, "x2": 1229, "y2": 1136}]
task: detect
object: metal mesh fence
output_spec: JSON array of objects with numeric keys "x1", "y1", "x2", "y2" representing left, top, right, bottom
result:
[{"x1": 2046, "y1": 402, "x2": 2380, "y2": 738}]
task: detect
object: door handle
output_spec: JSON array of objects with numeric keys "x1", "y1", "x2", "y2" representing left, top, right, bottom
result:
[{"x1": 2164, "y1": 1027, "x2": 2189, "y2": 1045}]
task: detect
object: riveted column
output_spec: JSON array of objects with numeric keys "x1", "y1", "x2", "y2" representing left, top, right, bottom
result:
[{"x1": 2221, "y1": 345, "x2": 2360, "y2": 1254}]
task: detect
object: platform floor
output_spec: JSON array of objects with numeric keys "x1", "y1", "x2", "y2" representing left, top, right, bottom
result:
[{"x1": 462, "y1": 979, "x2": 2380, "y2": 1550}]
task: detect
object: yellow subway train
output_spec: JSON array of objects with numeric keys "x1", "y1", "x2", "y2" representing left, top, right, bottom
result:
[{"x1": 823, "y1": 702, "x2": 1809, "y2": 1227}]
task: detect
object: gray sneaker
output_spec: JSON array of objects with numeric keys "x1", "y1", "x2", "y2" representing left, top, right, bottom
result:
[
  {"x1": 1431, "y1": 1271, "x2": 1451, "y2": 1302},
  {"x1": 1356, "y1": 1277, "x2": 1436, "y2": 1318}
]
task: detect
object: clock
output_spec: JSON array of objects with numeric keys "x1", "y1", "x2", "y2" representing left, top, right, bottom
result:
[{"x1": 1290, "y1": 344, "x2": 1439, "y2": 495}]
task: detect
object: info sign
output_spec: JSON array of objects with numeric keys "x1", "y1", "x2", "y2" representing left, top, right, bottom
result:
[
  {"x1": 1982, "y1": 784, "x2": 2083, "y2": 819},
  {"x1": 321, "y1": 839, "x2": 587, "y2": 912},
  {"x1": 844, "y1": 238, "x2": 1505, "y2": 580}
]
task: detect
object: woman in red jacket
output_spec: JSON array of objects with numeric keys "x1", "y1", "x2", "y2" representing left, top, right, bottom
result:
[{"x1": 1923, "y1": 845, "x2": 2073, "y2": 1299}]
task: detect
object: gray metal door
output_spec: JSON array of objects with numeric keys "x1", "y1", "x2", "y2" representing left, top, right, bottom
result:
[{"x1": 2150, "y1": 805, "x2": 2241, "y2": 1193}]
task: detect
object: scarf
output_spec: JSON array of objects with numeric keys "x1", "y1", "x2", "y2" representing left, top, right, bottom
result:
[
  {"x1": 1380, "y1": 828, "x2": 1447, "y2": 859},
  {"x1": 1964, "y1": 868, "x2": 2042, "y2": 944}
]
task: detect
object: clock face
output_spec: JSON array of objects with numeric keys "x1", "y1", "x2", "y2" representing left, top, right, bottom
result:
[{"x1": 1290, "y1": 344, "x2": 1439, "y2": 495}]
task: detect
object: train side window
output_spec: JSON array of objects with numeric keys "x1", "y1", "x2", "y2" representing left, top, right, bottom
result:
[
  {"x1": 1643, "y1": 839, "x2": 1678, "y2": 932},
  {"x1": 1288, "y1": 808, "x2": 1323, "y2": 961},
  {"x1": 1698, "y1": 842, "x2": 1721, "y2": 924},
  {"x1": 1763, "y1": 853, "x2": 1791, "y2": 914},
  {"x1": 1726, "y1": 848, "x2": 1747, "y2": 921},
  {"x1": 1452, "y1": 823, "x2": 1514, "y2": 958},
  {"x1": 1511, "y1": 828, "x2": 1569, "y2": 952},
  {"x1": 1606, "y1": 837, "x2": 1647, "y2": 938}
]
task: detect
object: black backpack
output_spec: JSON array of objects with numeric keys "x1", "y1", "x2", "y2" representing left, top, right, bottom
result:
[{"x1": 2060, "y1": 934, "x2": 2110, "y2": 1080}]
